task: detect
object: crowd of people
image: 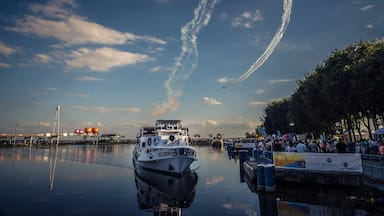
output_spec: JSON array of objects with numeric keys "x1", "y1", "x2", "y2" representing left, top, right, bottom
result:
[{"x1": 255, "y1": 136, "x2": 384, "y2": 155}]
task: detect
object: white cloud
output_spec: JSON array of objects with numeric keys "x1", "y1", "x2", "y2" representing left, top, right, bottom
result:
[
  {"x1": 6, "y1": 0, "x2": 166, "y2": 46},
  {"x1": 66, "y1": 93, "x2": 91, "y2": 98},
  {"x1": 255, "y1": 89, "x2": 265, "y2": 94},
  {"x1": 28, "y1": 0, "x2": 77, "y2": 19},
  {"x1": 248, "y1": 101, "x2": 268, "y2": 106},
  {"x1": 186, "y1": 119, "x2": 261, "y2": 138},
  {"x1": 76, "y1": 76, "x2": 104, "y2": 81},
  {"x1": 150, "y1": 66, "x2": 161, "y2": 73},
  {"x1": 35, "y1": 53, "x2": 51, "y2": 63},
  {"x1": 206, "y1": 120, "x2": 218, "y2": 126},
  {"x1": 232, "y1": 9, "x2": 263, "y2": 28},
  {"x1": 361, "y1": 4, "x2": 374, "y2": 12},
  {"x1": 33, "y1": 87, "x2": 58, "y2": 96},
  {"x1": 217, "y1": 77, "x2": 235, "y2": 84},
  {"x1": 156, "y1": 0, "x2": 170, "y2": 4},
  {"x1": 8, "y1": 16, "x2": 126, "y2": 46},
  {"x1": 46, "y1": 87, "x2": 58, "y2": 91},
  {"x1": 366, "y1": 24, "x2": 373, "y2": 29},
  {"x1": 38, "y1": 121, "x2": 51, "y2": 127},
  {"x1": 269, "y1": 79, "x2": 294, "y2": 84},
  {"x1": 0, "y1": 42, "x2": 18, "y2": 55},
  {"x1": 0, "y1": 62, "x2": 12, "y2": 68},
  {"x1": 203, "y1": 96, "x2": 222, "y2": 106},
  {"x1": 65, "y1": 47, "x2": 153, "y2": 72},
  {"x1": 71, "y1": 105, "x2": 141, "y2": 113}
]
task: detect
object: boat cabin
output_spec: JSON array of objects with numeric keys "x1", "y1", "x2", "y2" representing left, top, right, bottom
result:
[
  {"x1": 155, "y1": 120, "x2": 183, "y2": 130},
  {"x1": 138, "y1": 127, "x2": 156, "y2": 138}
]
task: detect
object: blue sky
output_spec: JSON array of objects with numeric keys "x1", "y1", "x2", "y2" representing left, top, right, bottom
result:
[{"x1": 0, "y1": 0, "x2": 383, "y2": 138}]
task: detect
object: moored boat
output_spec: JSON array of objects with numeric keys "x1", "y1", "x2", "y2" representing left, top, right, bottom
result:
[
  {"x1": 225, "y1": 138, "x2": 257, "y2": 152},
  {"x1": 133, "y1": 120, "x2": 197, "y2": 175}
]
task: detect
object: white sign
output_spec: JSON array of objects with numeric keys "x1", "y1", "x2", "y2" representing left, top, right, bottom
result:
[{"x1": 273, "y1": 152, "x2": 362, "y2": 173}]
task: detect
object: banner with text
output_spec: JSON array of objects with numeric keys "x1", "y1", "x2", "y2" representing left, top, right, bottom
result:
[{"x1": 273, "y1": 152, "x2": 362, "y2": 173}]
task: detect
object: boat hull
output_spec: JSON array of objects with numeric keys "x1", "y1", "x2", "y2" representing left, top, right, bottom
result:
[{"x1": 133, "y1": 148, "x2": 196, "y2": 175}]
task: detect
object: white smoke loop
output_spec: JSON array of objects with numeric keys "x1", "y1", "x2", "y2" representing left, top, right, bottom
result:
[
  {"x1": 222, "y1": 0, "x2": 292, "y2": 87},
  {"x1": 151, "y1": 0, "x2": 219, "y2": 117}
]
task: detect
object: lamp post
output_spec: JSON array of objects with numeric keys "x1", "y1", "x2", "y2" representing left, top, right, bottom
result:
[
  {"x1": 289, "y1": 122, "x2": 295, "y2": 133},
  {"x1": 289, "y1": 122, "x2": 295, "y2": 143}
]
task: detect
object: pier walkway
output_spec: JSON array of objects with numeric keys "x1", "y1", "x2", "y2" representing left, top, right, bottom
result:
[{"x1": 238, "y1": 148, "x2": 384, "y2": 191}]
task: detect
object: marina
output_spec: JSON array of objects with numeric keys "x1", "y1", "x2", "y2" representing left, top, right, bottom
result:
[
  {"x1": 1, "y1": 144, "x2": 384, "y2": 215},
  {"x1": 1, "y1": 0, "x2": 383, "y2": 215}
]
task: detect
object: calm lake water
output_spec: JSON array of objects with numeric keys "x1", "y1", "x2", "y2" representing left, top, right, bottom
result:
[{"x1": 0, "y1": 144, "x2": 383, "y2": 216}]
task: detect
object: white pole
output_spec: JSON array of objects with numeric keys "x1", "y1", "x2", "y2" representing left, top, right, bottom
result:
[{"x1": 56, "y1": 105, "x2": 60, "y2": 146}]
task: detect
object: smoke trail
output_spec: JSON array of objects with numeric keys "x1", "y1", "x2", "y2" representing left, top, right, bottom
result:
[
  {"x1": 223, "y1": 0, "x2": 292, "y2": 87},
  {"x1": 151, "y1": 0, "x2": 219, "y2": 117}
]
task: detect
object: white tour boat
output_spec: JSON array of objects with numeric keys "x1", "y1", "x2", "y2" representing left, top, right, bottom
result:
[{"x1": 133, "y1": 120, "x2": 197, "y2": 175}]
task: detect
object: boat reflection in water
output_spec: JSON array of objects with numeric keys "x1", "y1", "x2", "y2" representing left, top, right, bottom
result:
[{"x1": 134, "y1": 167, "x2": 198, "y2": 216}]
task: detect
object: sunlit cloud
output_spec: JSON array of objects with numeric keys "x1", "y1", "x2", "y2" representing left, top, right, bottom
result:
[
  {"x1": 269, "y1": 78, "x2": 294, "y2": 84},
  {"x1": 232, "y1": 9, "x2": 263, "y2": 28},
  {"x1": 249, "y1": 97, "x2": 285, "y2": 107},
  {"x1": 33, "y1": 87, "x2": 58, "y2": 97},
  {"x1": 217, "y1": 77, "x2": 235, "y2": 84},
  {"x1": 0, "y1": 62, "x2": 12, "y2": 68},
  {"x1": 122, "y1": 121, "x2": 147, "y2": 128},
  {"x1": 255, "y1": 89, "x2": 265, "y2": 94},
  {"x1": 28, "y1": 0, "x2": 77, "y2": 19},
  {"x1": 361, "y1": 4, "x2": 374, "y2": 12},
  {"x1": 203, "y1": 96, "x2": 222, "y2": 106},
  {"x1": 0, "y1": 42, "x2": 18, "y2": 55},
  {"x1": 70, "y1": 105, "x2": 141, "y2": 113},
  {"x1": 248, "y1": 101, "x2": 268, "y2": 106},
  {"x1": 76, "y1": 76, "x2": 104, "y2": 82},
  {"x1": 35, "y1": 53, "x2": 51, "y2": 63},
  {"x1": 46, "y1": 87, "x2": 58, "y2": 91},
  {"x1": 206, "y1": 120, "x2": 218, "y2": 126},
  {"x1": 6, "y1": 0, "x2": 166, "y2": 46},
  {"x1": 186, "y1": 119, "x2": 260, "y2": 138},
  {"x1": 66, "y1": 93, "x2": 91, "y2": 98},
  {"x1": 155, "y1": 0, "x2": 171, "y2": 4},
  {"x1": 38, "y1": 121, "x2": 51, "y2": 127},
  {"x1": 150, "y1": 66, "x2": 161, "y2": 73},
  {"x1": 65, "y1": 47, "x2": 153, "y2": 72}
]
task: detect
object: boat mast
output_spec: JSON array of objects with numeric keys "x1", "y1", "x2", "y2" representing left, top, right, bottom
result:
[
  {"x1": 52, "y1": 105, "x2": 60, "y2": 146},
  {"x1": 49, "y1": 105, "x2": 60, "y2": 190}
]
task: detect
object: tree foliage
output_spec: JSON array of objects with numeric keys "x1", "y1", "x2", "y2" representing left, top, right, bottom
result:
[{"x1": 262, "y1": 39, "x2": 384, "y2": 139}]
